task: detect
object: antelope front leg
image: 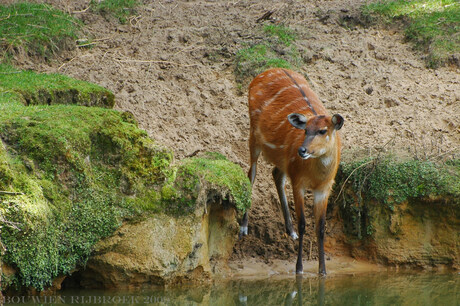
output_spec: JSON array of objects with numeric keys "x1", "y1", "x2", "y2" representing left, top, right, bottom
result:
[
  {"x1": 314, "y1": 189, "x2": 329, "y2": 275},
  {"x1": 273, "y1": 167, "x2": 298, "y2": 239},
  {"x1": 293, "y1": 186, "x2": 305, "y2": 273}
]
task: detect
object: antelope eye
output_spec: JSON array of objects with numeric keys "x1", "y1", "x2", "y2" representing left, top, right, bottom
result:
[{"x1": 318, "y1": 129, "x2": 327, "y2": 135}]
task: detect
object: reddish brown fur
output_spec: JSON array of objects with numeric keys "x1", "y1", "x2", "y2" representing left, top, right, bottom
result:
[{"x1": 246, "y1": 68, "x2": 342, "y2": 274}]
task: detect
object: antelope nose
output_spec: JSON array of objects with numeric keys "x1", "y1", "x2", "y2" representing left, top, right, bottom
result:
[
  {"x1": 298, "y1": 147, "x2": 313, "y2": 159},
  {"x1": 298, "y1": 147, "x2": 307, "y2": 156}
]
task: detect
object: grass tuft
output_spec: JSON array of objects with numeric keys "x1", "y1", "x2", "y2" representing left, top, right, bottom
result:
[
  {"x1": 362, "y1": 0, "x2": 460, "y2": 68},
  {"x1": 90, "y1": 0, "x2": 139, "y2": 24},
  {"x1": 235, "y1": 24, "x2": 302, "y2": 85},
  {"x1": 263, "y1": 24, "x2": 297, "y2": 46},
  {"x1": 0, "y1": 64, "x2": 114, "y2": 107},
  {"x1": 0, "y1": 2, "x2": 83, "y2": 62}
]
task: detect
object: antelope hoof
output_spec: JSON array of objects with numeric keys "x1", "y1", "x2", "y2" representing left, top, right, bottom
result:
[
  {"x1": 296, "y1": 262, "x2": 303, "y2": 274},
  {"x1": 239, "y1": 226, "x2": 248, "y2": 239},
  {"x1": 290, "y1": 231, "x2": 299, "y2": 240}
]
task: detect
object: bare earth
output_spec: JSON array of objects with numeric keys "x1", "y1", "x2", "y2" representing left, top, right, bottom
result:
[{"x1": 16, "y1": 0, "x2": 460, "y2": 274}]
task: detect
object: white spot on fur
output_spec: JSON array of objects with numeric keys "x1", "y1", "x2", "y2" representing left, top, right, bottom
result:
[
  {"x1": 325, "y1": 135, "x2": 329, "y2": 142},
  {"x1": 256, "y1": 90, "x2": 263, "y2": 96},
  {"x1": 318, "y1": 148, "x2": 326, "y2": 156},
  {"x1": 314, "y1": 190, "x2": 328, "y2": 204},
  {"x1": 321, "y1": 156, "x2": 333, "y2": 166},
  {"x1": 265, "y1": 142, "x2": 277, "y2": 149}
]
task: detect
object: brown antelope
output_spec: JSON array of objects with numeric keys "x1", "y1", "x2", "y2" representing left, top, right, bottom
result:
[{"x1": 240, "y1": 68, "x2": 343, "y2": 275}]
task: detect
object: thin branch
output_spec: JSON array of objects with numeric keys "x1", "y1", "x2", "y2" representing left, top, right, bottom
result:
[
  {"x1": 113, "y1": 58, "x2": 200, "y2": 67},
  {"x1": 0, "y1": 190, "x2": 24, "y2": 196},
  {"x1": 0, "y1": 13, "x2": 10, "y2": 21},
  {"x1": 73, "y1": 6, "x2": 90, "y2": 14},
  {"x1": 76, "y1": 42, "x2": 98, "y2": 48},
  {"x1": 334, "y1": 160, "x2": 374, "y2": 205},
  {"x1": 0, "y1": 216, "x2": 21, "y2": 230}
]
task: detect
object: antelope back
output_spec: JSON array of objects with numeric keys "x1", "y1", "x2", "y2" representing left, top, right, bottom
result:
[{"x1": 248, "y1": 68, "x2": 341, "y2": 186}]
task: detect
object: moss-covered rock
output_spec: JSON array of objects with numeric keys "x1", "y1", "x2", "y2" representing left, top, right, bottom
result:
[
  {"x1": 0, "y1": 69, "x2": 251, "y2": 291},
  {"x1": 162, "y1": 152, "x2": 251, "y2": 216},
  {"x1": 0, "y1": 103, "x2": 171, "y2": 290},
  {"x1": 332, "y1": 156, "x2": 460, "y2": 268}
]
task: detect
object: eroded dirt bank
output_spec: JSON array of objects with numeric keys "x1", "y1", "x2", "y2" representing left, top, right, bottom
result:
[{"x1": 16, "y1": 0, "x2": 460, "y2": 272}]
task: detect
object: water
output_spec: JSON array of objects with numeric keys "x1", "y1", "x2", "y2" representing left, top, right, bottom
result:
[{"x1": 2, "y1": 272, "x2": 458, "y2": 305}]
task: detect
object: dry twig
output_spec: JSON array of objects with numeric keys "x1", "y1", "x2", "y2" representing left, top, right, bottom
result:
[{"x1": 0, "y1": 190, "x2": 24, "y2": 196}]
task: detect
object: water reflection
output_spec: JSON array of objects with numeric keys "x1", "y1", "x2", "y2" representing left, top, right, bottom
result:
[{"x1": 4, "y1": 272, "x2": 458, "y2": 305}]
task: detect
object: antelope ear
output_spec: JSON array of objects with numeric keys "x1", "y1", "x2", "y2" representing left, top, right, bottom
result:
[
  {"x1": 331, "y1": 114, "x2": 344, "y2": 130},
  {"x1": 288, "y1": 113, "x2": 307, "y2": 130}
]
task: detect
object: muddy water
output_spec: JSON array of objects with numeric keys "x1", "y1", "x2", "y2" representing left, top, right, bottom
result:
[{"x1": 3, "y1": 272, "x2": 458, "y2": 305}]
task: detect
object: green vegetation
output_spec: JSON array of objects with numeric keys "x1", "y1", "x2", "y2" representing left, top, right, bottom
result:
[
  {"x1": 334, "y1": 156, "x2": 460, "y2": 239},
  {"x1": 90, "y1": 0, "x2": 139, "y2": 24},
  {"x1": 337, "y1": 157, "x2": 459, "y2": 206},
  {"x1": 0, "y1": 2, "x2": 83, "y2": 62},
  {"x1": 0, "y1": 65, "x2": 114, "y2": 107},
  {"x1": 235, "y1": 24, "x2": 302, "y2": 84},
  {"x1": 362, "y1": 0, "x2": 460, "y2": 67}
]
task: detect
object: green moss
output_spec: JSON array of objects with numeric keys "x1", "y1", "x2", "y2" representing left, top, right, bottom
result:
[
  {"x1": 168, "y1": 152, "x2": 252, "y2": 214},
  {"x1": 0, "y1": 65, "x2": 114, "y2": 108},
  {"x1": 0, "y1": 101, "x2": 173, "y2": 290},
  {"x1": 0, "y1": 2, "x2": 83, "y2": 61}
]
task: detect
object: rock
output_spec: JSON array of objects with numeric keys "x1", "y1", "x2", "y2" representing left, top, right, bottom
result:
[{"x1": 78, "y1": 200, "x2": 239, "y2": 289}]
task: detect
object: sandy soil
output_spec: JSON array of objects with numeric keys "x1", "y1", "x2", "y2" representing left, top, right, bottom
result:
[{"x1": 13, "y1": 0, "x2": 460, "y2": 271}]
